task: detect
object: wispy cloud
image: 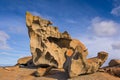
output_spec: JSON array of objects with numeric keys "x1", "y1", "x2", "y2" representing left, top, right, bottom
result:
[
  {"x1": 8, "y1": 26, "x2": 26, "y2": 34},
  {"x1": 78, "y1": 16, "x2": 120, "y2": 66},
  {"x1": 0, "y1": 30, "x2": 11, "y2": 50},
  {"x1": 0, "y1": 15, "x2": 27, "y2": 35},
  {"x1": 0, "y1": 51, "x2": 30, "y2": 58},
  {"x1": 112, "y1": 0, "x2": 120, "y2": 7},
  {"x1": 111, "y1": 0, "x2": 120, "y2": 16},
  {"x1": 0, "y1": 51, "x2": 31, "y2": 65},
  {"x1": 111, "y1": 6, "x2": 120, "y2": 16},
  {"x1": 90, "y1": 17, "x2": 119, "y2": 37}
]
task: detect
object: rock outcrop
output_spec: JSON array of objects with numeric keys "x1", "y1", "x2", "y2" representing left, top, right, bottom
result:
[
  {"x1": 16, "y1": 56, "x2": 34, "y2": 67},
  {"x1": 26, "y1": 12, "x2": 71, "y2": 68},
  {"x1": 1, "y1": 67, "x2": 120, "y2": 80},
  {"x1": 101, "y1": 59, "x2": 120, "y2": 78},
  {"x1": 109, "y1": 59, "x2": 120, "y2": 67},
  {"x1": 64, "y1": 51, "x2": 108, "y2": 77},
  {"x1": 26, "y1": 12, "x2": 108, "y2": 77}
]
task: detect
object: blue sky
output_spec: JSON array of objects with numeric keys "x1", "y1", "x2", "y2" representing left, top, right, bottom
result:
[{"x1": 0, "y1": 0, "x2": 120, "y2": 66}]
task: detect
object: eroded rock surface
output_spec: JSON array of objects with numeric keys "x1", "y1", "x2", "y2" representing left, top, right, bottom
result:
[
  {"x1": 1, "y1": 67, "x2": 120, "y2": 80},
  {"x1": 109, "y1": 59, "x2": 120, "y2": 67},
  {"x1": 64, "y1": 51, "x2": 108, "y2": 77},
  {"x1": 26, "y1": 12, "x2": 71, "y2": 68},
  {"x1": 101, "y1": 59, "x2": 120, "y2": 78},
  {"x1": 26, "y1": 12, "x2": 108, "y2": 77},
  {"x1": 16, "y1": 56, "x2": 34, "y2": 67}
]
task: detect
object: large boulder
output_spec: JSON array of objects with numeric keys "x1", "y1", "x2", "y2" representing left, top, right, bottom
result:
[
  {"x1": 109, "y1": 59, "x2": 120, "y2": 67},
  {"x1": 26, "y1": 12, "x2": 71, "y2": 68},
  {"x1": 64, "y1": 51, "x2": 108, "y2": 77},
  {"x1": 101, "y1": 59, "x2": 120, "y2": 78},
  {"x1": 26, "y1": 12, "x2": 108, "y2": 77}
]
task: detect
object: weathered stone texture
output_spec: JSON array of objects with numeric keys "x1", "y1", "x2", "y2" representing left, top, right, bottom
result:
[{"x1": 26, "y1": 12, "x2": 108, "y2": 77}]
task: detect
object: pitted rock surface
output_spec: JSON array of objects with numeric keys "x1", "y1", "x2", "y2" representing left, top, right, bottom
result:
[{"x1": 26, "y1": 12, "x2": 108, "y2": 77}]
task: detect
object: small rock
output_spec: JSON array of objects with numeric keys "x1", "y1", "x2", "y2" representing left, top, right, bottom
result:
[{"x1": 35, "y1": 66, "x2": 53, "y2": 77}]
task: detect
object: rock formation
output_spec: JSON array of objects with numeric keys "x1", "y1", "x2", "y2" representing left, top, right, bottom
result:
[
  {"x1": 109, "y1": 59, "x2": 120, "y2": 67},
  {"x1": 101, "y1": 59, "x2": 120, "y2": 78},
  {"x1": 1, "y1": 11, "x2": 120, "y2": 80},
  {"x1": 16, "y1": 56, "x2": 34, "y2": 67},
  {"x1": 26, "y1": 11, "x2": 71, "y2": 68},
  {"x1": 64, "y1": 51, "x2": 108, "y2": 77},
  {"x1": 26, "y1": 12, "x2": 108, "y2": 77}
]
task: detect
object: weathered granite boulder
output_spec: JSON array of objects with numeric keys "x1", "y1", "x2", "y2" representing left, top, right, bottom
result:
[{"x1": 26, "y1": 12, "x2": 108, "y2": 77}]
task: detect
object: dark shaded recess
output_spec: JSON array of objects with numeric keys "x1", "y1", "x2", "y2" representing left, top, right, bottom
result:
[
  {"x1": 47, "y1": 37, "x2": 71, "y2": 48},
  {"x1": 27, "y1": 59, "x2": 34, "y2": 65},
  {"x1": 37, "y1": 64, "x2": 50, "y2": 68},
  {"x1": 18, "y1": 59, "x2": 34, "y2": 68},
  {"x1": 72, "y1": 51, "x2": 87, "y2": 69},
  {"x1": 73, "y1": 52, "x2": 81, "y2": 60},
  {"x1": 28, "y1": 27, "x2": 35, "y2": 38},
  {"x1": 32, "y1": 19, "x2": 40, "y2": 25},
  {"x1": 45, "y1": 52, "x2": 53, "y2": 60},
  {"x1": 45, "y1": 52, "x2": 58, "y2": 68},
  {"x1": 37, "y1": 34, "x2": 41, "y2": 42},
  {"x1": 41, "y1": 41, "x2": 47, "y2": 48},
  {"x1": 34, "y1": 48, "x2": 42, "y2": 63},
  {"x1": 19, "y1": 64, "x2": 28, "y2": 67},
  {"x1": 36, "y1": 29, "x2": 45, "y2": 33},
  {"x1": 73, "y1": 52, "x2": 80, "y2": 60}
]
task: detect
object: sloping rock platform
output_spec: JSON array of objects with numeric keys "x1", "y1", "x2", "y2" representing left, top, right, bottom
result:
[{"x1": 0, "y1": 67, "x2": 120, "y2": 80}]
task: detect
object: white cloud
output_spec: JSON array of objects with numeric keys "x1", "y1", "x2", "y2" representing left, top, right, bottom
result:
[
  {"x1": 0, "y1": 31, "x2": 11, "y2": 50},
  {"x1": 111, "y1": 6, "x2": 120, "y2": 16},
  {"x1": 78, "y1": 16, "x2": 120, "y2": 66},
  {"x1": 91, "y1": 17, "x2": 119, "y2": 37},
  {"x1": 79, "y1": 36, "x2": 120, "y2": 66}
]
